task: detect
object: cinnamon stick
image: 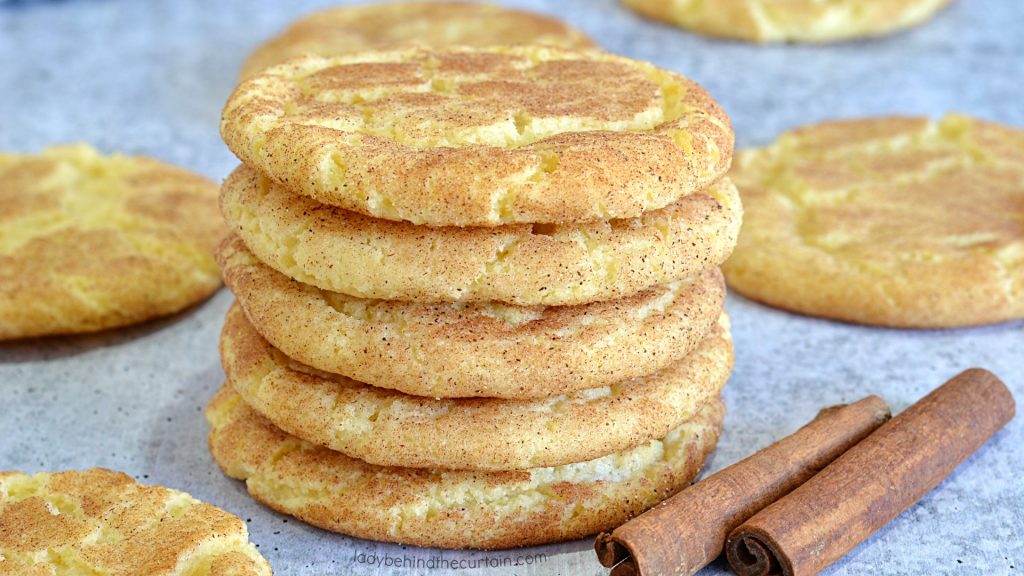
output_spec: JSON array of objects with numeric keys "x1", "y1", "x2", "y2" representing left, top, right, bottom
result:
[
  {"x1": 595, "y1": 395, "x2": 891, "y2": 576},
  {"x1": 726, "y1": 368, "x2": 1016, "y2": 576}
]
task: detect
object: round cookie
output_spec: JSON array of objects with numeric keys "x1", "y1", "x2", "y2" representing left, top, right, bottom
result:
[
  {"x1": 622, "y1": 0, "x2": 951, "y2": 43},
  {"x1": 0, "y1": 468, "x2": 271, "y2": 575},
  {"x1": 206, "y1": 386, "x2": 723, "y2": 549},
  {"x1": 241, "y1": 2, "x2": 596, "y2": 78},
  {"x1": 723, "y1": 114, "x2": 1024, "y2": 328},
  {"x1": 220, "y1": 165, "x2": 741, "y2": 306},
  {"x1": 0, "y1": 145, "x2": 225, "y2": 340},
  {"x1": 221, "y1": 45, "x2": 734, "y2": 227},
  {"x1": 220, "y1": 302, "x2": 731, "y2": 470},
  {"x1": 219, "y1": 235, "x2": 727, "y2": 398}
]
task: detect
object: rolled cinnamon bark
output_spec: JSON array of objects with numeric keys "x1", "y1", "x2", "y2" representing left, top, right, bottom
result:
[
  {"x1": 726, "y1": 368, "x2": 1016, "y2": 576},
  {"x1": 595, "y1": 395, "x2": 891, "y2": 576}
]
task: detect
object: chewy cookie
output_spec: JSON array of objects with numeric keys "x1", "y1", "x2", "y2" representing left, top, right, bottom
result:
[
  {"x1": 220, "y1": 166, "x2": 741, "y2": 305},
  {"x1": 0, "y1": 468, "x2": 271, "y2": 575},
  {"x1": 622, "y1": 0, "x2": 951, "y2": 43},
  {"x1": 723, "y1": 114, "x2": 1024, "y2": 327},
  {"x1": 0, "y1": 145, "x2": 224, "y2": 340},
  {"x1": 241, "y1": 2, "x2": 596, "y2": 78},
  {"x1": 221, "y1": 45, "x2": 733, "y2": 226},
  {"x1": 220, "y1": 303, "x2": 731, "y2": 470},
  {"x1": 218, "y1": 235, "x2": 727, "y2": 398},
  {"x1": 207, "y1": 386, "x2": 723, "y2": 549}
]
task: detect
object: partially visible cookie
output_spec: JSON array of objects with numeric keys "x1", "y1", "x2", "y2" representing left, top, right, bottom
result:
[
  {"x1": 0, "y1": 468, "x2": 271, "y2": 575},
  {"x1": 221, "y1": 45, "x2": 733, "y2": 226},
  {"x1": 218, "y1": 235, "x2": 728, "y2": 398},
  {"x1": 723, "y1": 114, "x2": 1024, "y2": 327},
  {"x1": 220, "y1": 166, "x2": 741, "y2": 306},
  {"x1": 207, "y1": 386, "x2": 723, "y2": 549},
  {"x1": 241, "y1": 2, "x2": 596, "y2": 78},
  {"x1": 220, "y1": 302, "x2": 731, "y2": 470},
  {"x1": 622, "y1": 0, "x2": 952, "y2": 43},
  {"x1": 0, "y1": 145, "x2": 225, "y2": 340}
]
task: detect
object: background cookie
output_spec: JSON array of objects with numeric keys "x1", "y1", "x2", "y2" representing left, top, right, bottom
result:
[
  {"x1": 241, "y1": 1, "x2": 596, "y2": 78},
  {"x1": 0, "y1": 145, "x2": 225, "y2": 340},
  {"x1": 207, "y1": 386, "x2": 723, "y2": 549},
  {"x1": 622, "y1": 0, "x2": 952, "y2": 43},
  {"x1": 222, "y1": 45, "x2": 733, "y2": 226},
  {"x1": 221, "y1": 303, "x2": 731, "y2": 470},
  {"x1": 221, "y1": 166, "x2": 741, "y2": 306},
  {"x1": 0, "y1": 468, "x2": 271, "y2": 575},
  {"x1": 723, "y1": 114, "x2": 1024, "y2": 327},
  {"x1": 219, "y1": 236, "x2": 727, "y2": 398}
]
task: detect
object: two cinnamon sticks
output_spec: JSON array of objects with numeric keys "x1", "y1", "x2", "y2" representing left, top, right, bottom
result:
[{"x1": 595, "y1": 368, "x2": 1016, "y2": 576}]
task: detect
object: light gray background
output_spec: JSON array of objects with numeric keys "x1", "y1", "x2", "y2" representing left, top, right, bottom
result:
[{"x1": 1, "y1": 1, "x2": 1021, "y2": 575}]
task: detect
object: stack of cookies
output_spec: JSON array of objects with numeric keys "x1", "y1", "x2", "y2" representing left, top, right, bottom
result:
[{"x1": 208, "y1": 45, "x2": 740, "y2": 549}]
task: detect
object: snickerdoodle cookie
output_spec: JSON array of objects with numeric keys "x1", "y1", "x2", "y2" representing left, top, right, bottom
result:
[
  {"x1": 218, "y1": 235, "x2": 728, "y2": 398},
  {"x1": 0, "y1": 145, "x2": 224, "y2": 340},
  {"x1": 221, "y1": 46, "x2": 733, "y2": 226},
  {"x1": 241, "y1": 2, "x2": 596, "y2": 78},
  {"x1": 724, "y1": 114, "x2": 1024, "y2": 327}
]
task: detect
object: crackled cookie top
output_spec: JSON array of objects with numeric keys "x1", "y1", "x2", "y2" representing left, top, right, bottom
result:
[
  {"x1": 724, "y1": 114, "x2": 1024, "y2": 327},
  {"x1": 222, "y1": 45, "x2": 733, "y2": 226},
  {"x1": 0, "y1": 145, "x2": 224, "y2": 339},
  {"x1": 0, "y1": 468, "x2": 271, "y2": 575}
]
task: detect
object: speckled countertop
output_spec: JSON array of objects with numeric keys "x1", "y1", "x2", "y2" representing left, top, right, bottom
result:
[{"x1": 0, "y1": 1, "x2": 1021, "y2": 575}]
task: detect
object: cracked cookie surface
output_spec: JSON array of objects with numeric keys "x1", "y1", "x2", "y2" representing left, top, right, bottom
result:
[
  {"x1": 220, "y1": 165, "x2": 741, "y2": 306},
  {"x1": 622, "y1": 0, "x2": 951, "y2": 43},
  {"x1": 0, "y1": 145, "x2": 225, "y2": 340},
  {"x1": 723, "y1": 114, "x2": 1024, "y2": 327},
  {"x1": 0, "y1": 468, "x2": 271, "y2": 575},
  {"x1": 240, "y1": 2, "x2": 596, "y2": 78},
  {"x1": 221, "y1": 45, "x2": 733, "y2": 226},
  {"x1": 219, "y1": 236, "x2": 726, "y2": 398},
  {"x1": 220, "y1": 302, "x2": 730, "y2": 469},
  {"x1": 206, "y1": 386, "x2": 723, "y2": 549}
]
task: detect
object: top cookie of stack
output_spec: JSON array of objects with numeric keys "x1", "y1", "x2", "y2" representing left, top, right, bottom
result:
[
  {"x1": 224, "y1": 45, "x2": 731, "y2": 228},
  {"x1": 214, "y1": 37, "x2": 739, "y2": 549}
]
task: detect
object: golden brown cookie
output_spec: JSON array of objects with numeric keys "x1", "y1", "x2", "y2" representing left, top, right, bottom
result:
[
  {"x1": 218, "y1": 235, "x2": 727, "y2": 398},
  {"x1": 0, "y1": 468, "x2": 271, "y2": 575},
  {"x1": 622, "y1": 0, "x2": 952, "y2": 43},
  {"x1": 207, "y1": 385, "x2": 723, "y2": 549},
  {"x1": 241, "y1": 2, "x2": 596, "y2": 78},
  {"x1": 221, "y1": 45, "x2": 733, "y2": 226},
  {"x1": 0, "y1": 145, "x2": 225, "y2": 340},
  {"x1": 220, "y1": 166, "x2": 741, "y2": 306},
  {"x1": 220, "y1": 302, "x2": 731, "y2": 470},
  {"x1": 723, "y1": 114, "x2": 1024, "y2": 327}
]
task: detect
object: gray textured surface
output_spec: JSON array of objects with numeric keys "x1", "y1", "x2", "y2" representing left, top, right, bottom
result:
[{"x1": 0, "y1": 0, "x2": 1022, "y2": 575}]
